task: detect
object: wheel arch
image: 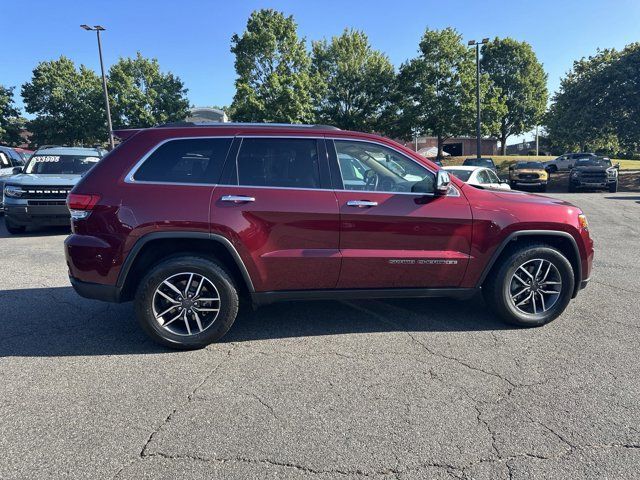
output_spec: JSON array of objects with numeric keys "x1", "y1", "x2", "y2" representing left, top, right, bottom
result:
[
  {"x1": 117, "y1": 232, "x2": 254, "y2": 302},
  {"x1": 477, "y1": 230, "x2": 582, "y2": 297}
]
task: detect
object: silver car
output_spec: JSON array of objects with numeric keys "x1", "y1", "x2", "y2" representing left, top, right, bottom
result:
[{"x1": 2, "y1": 146, "x2": 103, "y2": 233}]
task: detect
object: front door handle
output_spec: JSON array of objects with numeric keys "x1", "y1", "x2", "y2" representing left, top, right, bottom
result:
[
  {"x1": 346, "y1": 200, "x2": 378, "y2": 208},
  {"x1": 221, "y1": 195, "x2": 255, "y2": 203}
]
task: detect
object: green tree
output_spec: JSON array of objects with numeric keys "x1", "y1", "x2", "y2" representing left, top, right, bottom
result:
[
  {"x1": 481, "y1": 38, "x2": 548, "y2": 154},
  {"x1": 311, "y1": 29, "x2": 395, "y2": 131},
  {"x1": 21, "y1": 56, "x2": 105, "y2": 146},
  {"x1": 395, "y1": 28, "x2": 477, "y2": 158},
  {"x1": 0, "y1": 85, "x2": 23, "y2": 146},
  {"x1": 229, "y1": 9, "x2": 315, "y2": 123},
  {"x1": 108, "y1": 52, "x2": 190, "y2": 128}
]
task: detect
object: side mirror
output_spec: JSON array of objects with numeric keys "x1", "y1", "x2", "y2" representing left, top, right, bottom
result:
[
  {"x1": 12, "y1": 166, "x2": 22, "y2": 174},
  {"x1": 435, "y1": 170, "x2": 451, "y2": 196}
]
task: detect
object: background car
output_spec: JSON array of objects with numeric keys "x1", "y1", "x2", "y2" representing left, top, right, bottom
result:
[
  {"x1": 545, "y1": 152, "x2": 597, "y2": 172},
  {"x1": 568, "y1": 157, "x2": 619, "y2": 193},
  {"x1": 0, "y1": 146, "x2": 27, "y2": 212},
  {"x1": 508, "y1": 161, "x2": 549, "y2": 192},
  {"x1": 3, "y1": 146, "x2": 103, "y2": 233},
  {"x1": 462, "y1": 157, "x2": 497, "y2": 172},
  {"x1": 444, "y1": 165, "x2": 511, "y2": 190}
]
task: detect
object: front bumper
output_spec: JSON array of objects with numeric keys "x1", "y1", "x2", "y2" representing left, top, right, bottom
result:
[{"x1": 4, "y1": 201, "x2": 70, "y2": 226}]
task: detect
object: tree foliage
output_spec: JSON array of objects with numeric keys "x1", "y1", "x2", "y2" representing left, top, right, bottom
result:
[
  {"x1": 481, "y1": 38, "x2": 548, "y2": 154},
  {"x1": 311, "y1": 29, "x2": 395, "y2": 131},
  {"x1": 546, "y1": 43, "x2": 640, "y2": 154},
  {"x1": 0, "y1": 85, "x2": 23, "y2": 146},
  {"x1": 394, "y1": 28, "x2": 477, "y2": 157},
  {"x1": 108, "y1": 52, "x2": 190, "y2": 128},
  {"x1": 229, "y1": 9, "x2": 315, "y2": 123},
  {"x1": 21, "y1": 56, "x2": 105, "y2": 146}
]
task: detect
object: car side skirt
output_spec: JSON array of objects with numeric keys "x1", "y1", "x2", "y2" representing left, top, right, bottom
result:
[{"x1": 251, "y1": 287, "x2": 478, "y2": 306}]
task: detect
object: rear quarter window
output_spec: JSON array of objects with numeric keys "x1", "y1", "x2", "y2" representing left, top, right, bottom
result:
[{"x1": 133, "y1": 138, "x2": 233, "y2": 184}]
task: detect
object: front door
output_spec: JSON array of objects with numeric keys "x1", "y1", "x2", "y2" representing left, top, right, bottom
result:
[
  {"x1": 210, "y1": 136, "x2": 341, "y2": 292},
  {"x1": 330, "y1": 139, "x2": 473, "y2": 289}
]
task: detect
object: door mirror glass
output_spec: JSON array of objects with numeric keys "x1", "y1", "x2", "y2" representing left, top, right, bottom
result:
[{"x1": 435, "y1": 170, "x2": 451, "y2": 195}]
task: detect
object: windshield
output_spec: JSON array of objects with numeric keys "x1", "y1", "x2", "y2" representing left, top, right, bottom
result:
[
  {"x1": 515, "y1": 162, "x2": 543, "y2": 169},
  {"x1": 25, "y1": 154, "x2": 100, "y2": 175},
  {"x1": 446, "y1": 169, "x2": 473, "y2": 182},
  {"x1": 464, "y1": 158, "x2": 493, "y2": 167},
  {"x1": 574, "y1": 158, "x2": 608, "y2": 167}
]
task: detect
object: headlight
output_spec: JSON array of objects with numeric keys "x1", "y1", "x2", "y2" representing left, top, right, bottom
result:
[
  {"x1": 571, "y1": 171, "x2": 580, "y2": 178},
  {"x1": 3, "y1": 185, "x2": 24, "y2": 198},
  {"x1": 606, "y1": 168, "x2": 618, "y2": 177},
  {"x1": 539, "y1": 171, "x2": 548, "y2": 180}
]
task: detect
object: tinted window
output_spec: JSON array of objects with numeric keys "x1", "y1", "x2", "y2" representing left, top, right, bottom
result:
[
  {"x1": 134, "y1": 138, "x2": 232, "y2": 184},
  {"x1": 477, "y1": 170, "x2": 491, "y2": 184},
  {"x1": 463, "y1": 158, "x2": 494, "y2": 168},
  {"x1": 486, "y1": 170, "x2": 500, "y2": 183},
  {"x1": 515, "y1": 162, "x2": 542, "y2": 169},
  {"x1": 236, "y1": 138, "x2": 320, "y2": 188},
  {"x1": 25, "y1": 154, "x2": 100, "y2": 174},
  {"x1": 335, "y1": 140, "x2": 435, "y2": 193}
]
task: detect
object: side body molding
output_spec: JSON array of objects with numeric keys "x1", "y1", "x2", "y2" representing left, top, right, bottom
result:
[{"x1": 117, "y1": 231, "x2": 255, "y2": 292}]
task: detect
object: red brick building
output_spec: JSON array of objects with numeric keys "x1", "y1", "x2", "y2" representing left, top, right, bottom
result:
[{"x1": 401, "y1": 136, "x2": 498, "y2": 156}]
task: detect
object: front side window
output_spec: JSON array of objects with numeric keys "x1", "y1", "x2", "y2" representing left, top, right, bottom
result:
[
  {"x1": 134, "y1": 138, "x2": 232, "y2": 184},
  {"x1": 335, "y1": 140, "x2": 435, "y2": 194},
  {"x1": 236, "y1": 138, "x2": 320, "y2": 188},
  {"x1": 0, "y1": 152, "x2": 10, "y2": 168},
  {"x1": 25, "y1": 154, "x2": 100, "y2": 174},
  {"x1": 486, "y1": 170, "x2": 500, "y2": 183}
]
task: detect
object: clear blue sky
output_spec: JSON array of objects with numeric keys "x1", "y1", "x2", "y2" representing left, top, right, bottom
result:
[{"x1": 1, "y1": 0, "x2": 639, "y2": 140}]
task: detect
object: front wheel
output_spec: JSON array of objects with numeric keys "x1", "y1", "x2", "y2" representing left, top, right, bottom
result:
[
  {"x1": 135, "y1": 255, "x2": 239, "y2": 349},
  {"x1": 609, "y1": 182, "x2": 618, "y2": 193},
  {"x1": 483, "y1": 244, "x2": 574, "y2": 327}
]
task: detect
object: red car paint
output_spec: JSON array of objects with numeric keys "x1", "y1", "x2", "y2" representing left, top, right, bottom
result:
[{"x1": 64, "y1": 124, "x2": 593, "y2": 302}]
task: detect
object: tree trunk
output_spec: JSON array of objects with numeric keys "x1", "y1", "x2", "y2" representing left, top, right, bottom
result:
[
  {"x1": 437, "y1": 135, "x2": 443, "y2": 159},
  {"x1": 500, "y1": 132, "x2": 508, "y2": 155}
]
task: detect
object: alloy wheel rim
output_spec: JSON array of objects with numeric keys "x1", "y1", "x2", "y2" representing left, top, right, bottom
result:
[
  {"x1": 508, "y1": 259, "x2": 562, "y2": 316},
  {"x1": 152, "y1": 272, "x2": 221, "y2": 336}
]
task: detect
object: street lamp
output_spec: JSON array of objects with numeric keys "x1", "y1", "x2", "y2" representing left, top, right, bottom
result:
[
  {"x1": 468, "y1": 38, "x2": 489, "y2": 159},
  {"x1": 81, "y1": 24, "x2": 114, "y2": 149}
]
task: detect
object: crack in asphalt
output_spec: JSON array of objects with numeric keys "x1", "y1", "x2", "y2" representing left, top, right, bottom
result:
[{"x1": 138, "y1": 343, "x2": 238, "y2": 460}]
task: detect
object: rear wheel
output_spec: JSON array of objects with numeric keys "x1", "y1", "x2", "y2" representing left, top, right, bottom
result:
[
  {"x1": 135, "y1": 255, "x2": 239, "y2": 349},
  {"x1": 5, "y1": 217, "x2": 26, "y2": 234},
  {"x1": 483, "y1": 243, "x2": 574, "y2": 327},
  {"x1": 609, "y1": 182, "x2": 618, "y2": 193},
  {"x1": 568, "y1": 183, "x2": 576, "y2": 193}
]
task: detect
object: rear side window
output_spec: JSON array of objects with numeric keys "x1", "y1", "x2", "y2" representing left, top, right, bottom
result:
[
  {"x1": 236, "y1": 138, "x2": 320, "y2": 188},
  {"x1": 134, "y1": 138, "x2": 232, "y2": 184}
]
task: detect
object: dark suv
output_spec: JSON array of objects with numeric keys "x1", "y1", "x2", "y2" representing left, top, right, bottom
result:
[{"x1": 65, "y1": 123, "x2": 593, "y2": 349}]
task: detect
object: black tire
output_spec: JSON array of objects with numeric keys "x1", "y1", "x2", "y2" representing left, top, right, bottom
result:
[
  {"x1": 134, "y1": 255, "x2": 239, "y2": 349},
  {"x1": 568, "y1": 183, "x2": 576, "y2": 193},
  {"x1": 483, "y1": 243, "x2": 575, "y2": 327},
  {"x1": 509, "y1": 182, "x2": 517, "y2": 190},
  {"x1": 539, "y1": 184, "x2": 547, "y2": 192},
  {"x1": 609, "y1": 182, "x2": 618, "y2": 193},
  {"x1": 5, "y1": 217, "x2": 26, "y2": 234}
]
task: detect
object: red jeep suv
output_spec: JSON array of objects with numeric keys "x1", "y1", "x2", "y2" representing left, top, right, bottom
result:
[{"x1": 64, "y1": 123, "x2": 593, "y2": 349}]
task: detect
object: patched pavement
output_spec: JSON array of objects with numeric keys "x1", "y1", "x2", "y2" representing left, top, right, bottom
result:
[{"x1": 0, "y1": 193, "x2": 639, "y2": 479}]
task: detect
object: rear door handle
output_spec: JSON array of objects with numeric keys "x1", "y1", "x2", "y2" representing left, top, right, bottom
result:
[
  {"x1": 346, "y1": 200, "x2": 378, "y2": 208},
  {"x1": 221, "y1": 195, "x2": 255, "y2": 203}
]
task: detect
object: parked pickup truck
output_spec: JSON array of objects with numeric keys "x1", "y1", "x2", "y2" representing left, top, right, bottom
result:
[{"x1": 568, "y1": 157, "x2": 619, "y2": 193}]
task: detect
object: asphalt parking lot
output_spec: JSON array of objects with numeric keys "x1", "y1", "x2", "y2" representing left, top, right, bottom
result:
[{"x1": 1, "y1": 192, "x2": 639, "y2": 480}]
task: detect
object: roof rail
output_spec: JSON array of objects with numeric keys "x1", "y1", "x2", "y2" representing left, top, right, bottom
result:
[{"x1": 156, "y1": 121, "x2": 341, "y2": 130}]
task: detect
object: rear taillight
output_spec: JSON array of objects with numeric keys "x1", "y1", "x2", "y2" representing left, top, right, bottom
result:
[{"x1": 67, "y1": 193, "x2": 101, "y2": 219}]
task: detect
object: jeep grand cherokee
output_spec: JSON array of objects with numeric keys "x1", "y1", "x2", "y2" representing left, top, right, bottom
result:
[{"x1": 64, "y1": 123, "x2": 594, "y2": 349}]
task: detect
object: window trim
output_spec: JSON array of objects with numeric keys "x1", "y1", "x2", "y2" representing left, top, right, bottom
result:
[{"x1": 124, "y1": 136, "x2": 235, "y2": 186}]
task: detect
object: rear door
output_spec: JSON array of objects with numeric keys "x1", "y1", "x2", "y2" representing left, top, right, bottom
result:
[
  {"x1": 210, "y1": 136, "x2": 341, "y2": 292},
  {"x1": 329, "y1": 139, "x2": 473, "y2": 289}
]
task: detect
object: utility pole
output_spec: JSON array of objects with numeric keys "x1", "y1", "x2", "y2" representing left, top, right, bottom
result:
[
  {"x1": 81, "y1": 24, "x2": 115, "y2": 150},
  {"x1": 468, "y1": 38, "x2": 489, "y2": 159}
]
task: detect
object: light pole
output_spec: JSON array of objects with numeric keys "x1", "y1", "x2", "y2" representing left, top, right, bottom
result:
[
  {"x1": 81, "y1": 24, "x2": 114, "y2": 150},
  {"x1": 468, "y1": 38, "x2": 489, "y2": 159}
]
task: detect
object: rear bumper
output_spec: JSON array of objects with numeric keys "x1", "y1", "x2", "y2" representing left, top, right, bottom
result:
[{"x1": 69, "y1": 276, "x2": 121, "y2": 303}]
